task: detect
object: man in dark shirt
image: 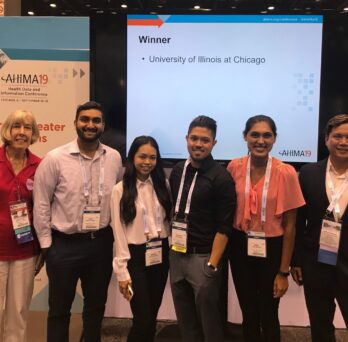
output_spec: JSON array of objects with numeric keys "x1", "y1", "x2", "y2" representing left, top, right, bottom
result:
[
  {"x1": 292, "y1": 114, "x2": 348, "y2": 341},
  {"x1": 169, "y1": 115, "x2": 236, "y2": 342}
]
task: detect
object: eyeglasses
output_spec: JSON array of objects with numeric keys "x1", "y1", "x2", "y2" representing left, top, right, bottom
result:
[
  {"x1": 12, "y1": 123, "x2": 33, "y2": 131},
  {"x1": 331, "y1": 134, "x2": 348, "y2": 142},
  {"x1": 78, "y1": 116, "x2": 103, "y2": 124},
  {"x1": 248, "y1": 131, "x2": 274, "y2": 139}
]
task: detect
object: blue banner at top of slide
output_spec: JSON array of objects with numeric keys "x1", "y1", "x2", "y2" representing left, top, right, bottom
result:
[
  {"x1": 0, "y1": 17, "x2": 89, "y2": 50},
  {"x1": 128, "y1": 14, "x2": 322, "y2": 24}
]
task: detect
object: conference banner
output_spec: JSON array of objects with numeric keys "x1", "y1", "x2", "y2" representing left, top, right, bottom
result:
[
  {"x1": 0, "y1": 17, "x2": 89, "y2": 312},
  {"x1": 0, "y1": 17, "x2": 89, "y2": 156}
]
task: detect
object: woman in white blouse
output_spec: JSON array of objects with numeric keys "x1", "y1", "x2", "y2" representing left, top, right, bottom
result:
[{"x1": 111, "y1": 136, "x2": 172, "y2": 342}]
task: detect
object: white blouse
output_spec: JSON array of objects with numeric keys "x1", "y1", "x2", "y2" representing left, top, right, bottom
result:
[{"x1": 110, "y1": 177, "x2": 170, "y2": 281}]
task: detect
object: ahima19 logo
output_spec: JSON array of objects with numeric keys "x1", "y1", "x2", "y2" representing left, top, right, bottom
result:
[
  {"x1": 278, "y1": 150, "x2": 312, "y2": 157},
  {"x1": 0, "y1": 73, "x2": 49, "y2": 85}
]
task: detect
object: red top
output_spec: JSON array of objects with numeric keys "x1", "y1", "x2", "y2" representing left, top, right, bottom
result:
[{"x1": 0, "y1": 145, "x2": 41, "y2": 260}]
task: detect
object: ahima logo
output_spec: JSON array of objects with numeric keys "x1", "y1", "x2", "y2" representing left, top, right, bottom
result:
[
  {"x1": 0, "y1": 73, "x2": 48, "y2": 84},
  {"x1": 279, "y1": 150, "x2": 312, "y2": 157}
]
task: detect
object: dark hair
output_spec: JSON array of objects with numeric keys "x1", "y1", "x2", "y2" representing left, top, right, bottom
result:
[
  {"x1": 325, "y1": 114, "x2": 348, "y2": 137},
  {"x1": 120, "y1": 136, "x2": 172, "y2": 225},
  {"x1": 75, "y1": 101, "x2": 104, "y2": 121},
  {"x1": 243, "y1": 114, "x2": 277, "y2": 137},
  {"x1": 188, "y1": 115, "x2": 217, "y2": 139}
]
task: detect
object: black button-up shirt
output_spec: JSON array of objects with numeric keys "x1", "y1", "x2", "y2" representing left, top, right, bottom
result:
[{"x1": 170, "y1": 155, "x2": 236, "y2": 248}]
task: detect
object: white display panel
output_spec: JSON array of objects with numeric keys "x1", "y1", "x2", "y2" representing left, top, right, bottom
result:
[{"x1": 127, "y1": 15, "x2": 323, "y2": 162}]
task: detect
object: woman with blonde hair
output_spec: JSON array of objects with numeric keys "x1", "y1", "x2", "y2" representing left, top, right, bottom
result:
[{"x1": 0, "y1": 110, "x2": 42, "y2": 342}]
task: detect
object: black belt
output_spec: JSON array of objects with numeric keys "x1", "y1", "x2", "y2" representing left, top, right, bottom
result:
[
  {"x1": 186, "y1": 245, "x2": 212, "y2": 254},
  {"x1": 52, "y1": 226, "x2": 111, "y2": 241}
]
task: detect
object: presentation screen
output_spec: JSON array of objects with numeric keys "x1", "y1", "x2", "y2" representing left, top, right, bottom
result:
[{"x1": 127, "y1": 14, "x2": 323, "y2": 162}]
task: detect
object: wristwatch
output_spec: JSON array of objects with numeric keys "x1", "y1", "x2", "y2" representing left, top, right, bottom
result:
[
  {"x1": 277, "y1": 270, "x2": 290, "y2": 277},
  {"x1": 207, "y1": 262, "x2": 218, "y2": 272}
]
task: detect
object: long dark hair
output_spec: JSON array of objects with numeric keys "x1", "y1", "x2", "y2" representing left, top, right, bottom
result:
[{"x1": 120, "y1": 136, "x2": 172, "y2": 225}]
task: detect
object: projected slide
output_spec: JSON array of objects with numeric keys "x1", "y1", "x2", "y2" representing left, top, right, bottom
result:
[{"x1": 127, "y1": 15, "x2": 323, "y2": 162}]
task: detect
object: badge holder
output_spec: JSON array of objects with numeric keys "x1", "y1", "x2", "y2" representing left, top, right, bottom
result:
[
  {"x1": 171, "y1": 214, "x2": 188, "y2": 253},
  {"x1": 9, "y1": 200, "x2": 34, "y2": 244},
  {"x1": 145, "y1": 238, "x2": 163, "y2": 266},
  {"x1": 82, "y1": 205, "x2": 101, "y2": 231},
  {"x1": 247, "y1": 231, "x2": 267, "y2": 258},
  {"x1": 318, "y1": 212, "x2": 341, "y2": 266}
]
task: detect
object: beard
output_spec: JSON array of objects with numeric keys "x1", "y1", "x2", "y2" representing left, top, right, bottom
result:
[{"x1": 76, "y1": 127, "x2": 103, "y2": 143}]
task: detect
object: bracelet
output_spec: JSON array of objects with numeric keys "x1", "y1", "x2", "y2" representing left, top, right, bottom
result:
[
  {"x1": 207, "y1": 262, "x2": 218, "y2": 272},
  {"x1": 277, "y1": 270, "x2": 290, "y2": 277}
]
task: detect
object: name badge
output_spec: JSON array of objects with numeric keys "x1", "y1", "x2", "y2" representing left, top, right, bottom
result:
[
  {"x1": 145, "y1": 239, "x2": 162, "y2": 266},
  {"x1": 82, "y1": 206, "x2": 101, "y2": 231},
  {"x1": 247, "y1": 231, "x2": 267, "y2": 258},
  {"x1": 318, "y1": 219, "x2": 341, "y2": 266},
  {"x1": 9, "y1": 201, "x2": 34, "y2": 244},
  {"x1": 171, "y1": 219, "x2": 188, "y2": 253}
]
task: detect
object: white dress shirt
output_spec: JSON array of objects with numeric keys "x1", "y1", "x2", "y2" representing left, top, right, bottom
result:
[
  {"x1": 326, "y1": 158, "x2": 348, "y2": 221},
  {"x1": 110, "y1": 177, "x2": 170, "y2": 281},
  {"x1": 33, "y1": 139, "x2": 122, "y2": 248}
]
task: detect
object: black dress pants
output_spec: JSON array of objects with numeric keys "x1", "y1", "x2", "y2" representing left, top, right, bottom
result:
[
  {"x1": 302, "y1": 255, "x2": 348, "y2": 342},
  {"x1": 127, "y1": 238, "x2": 169, "y2": 342},
  {"x1": 46, "y1": 227, "x2": 114, "y2": 342},
  {"x1": 229, "y1": 228, "x2": 282, "y2": 342}
]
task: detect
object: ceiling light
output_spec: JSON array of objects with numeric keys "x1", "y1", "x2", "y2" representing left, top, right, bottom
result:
[
  {"x1": 121, "y1": 4, "x2": 127, "y2": 8},
  {"x1": 267, "y1": 6, "x2": 275, "y2": 10},
  {"x1": 231, "y1": 6, "x2": 237, "y2": 9},
  {"x1": 261, "y1": 10, "x2": 267, "y2": 13},
  {"x1": 50, "y1": 3, "x2": 57, "y2": 8},
  {"x1": 194, "y1": 5, "x2": 200, "y2": 9},
  {"x1": 344, "y1": 7, "x2": 348, "y2": 11},
  {"x1": 28, "y1": 11, "x2": 35, "y2": 15}
]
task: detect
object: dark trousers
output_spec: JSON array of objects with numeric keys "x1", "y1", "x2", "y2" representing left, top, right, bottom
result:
[
  {"x1": 169, "y1": 250, "x2": 225, "y2": 342},
  {"x1": 127, "y1": 239, "x2": 169, "y2": 342},
  {"x1": 302, "y1": 255, "x2": 348, "y2": 342},
  {"x1": 45, "y1": 227, "x2": 114, "y2": 342},
  {"x1": 229, "y1": 229, "x2": 282, "y2": 342}
]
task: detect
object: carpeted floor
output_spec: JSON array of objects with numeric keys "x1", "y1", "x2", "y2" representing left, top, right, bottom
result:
[
  {"x1": 102, "y1": 318, "x2": 348, "y2": 342},
  {"x1": 27, "y1": 312, "x2": 348, "y2": 341}
]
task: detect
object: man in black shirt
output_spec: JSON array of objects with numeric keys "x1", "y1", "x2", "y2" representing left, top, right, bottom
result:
[{"x1": 169, "y1": 115, "x2": 236, "y2": 342}]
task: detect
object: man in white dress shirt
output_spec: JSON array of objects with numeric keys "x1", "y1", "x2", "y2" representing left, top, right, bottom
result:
[{"x1": 33, "y1": 101, "x2": 122, "y2": 342}]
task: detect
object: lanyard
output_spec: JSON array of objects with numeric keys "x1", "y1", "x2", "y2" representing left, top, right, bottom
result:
[
  {"x1": 174, "y1": 159, "x2": 198, "y2": 215},
  {"x1": 15, "y1": 180, "x2": 22, "y2": 201},
  {"x1": 79, "y1": 151, "x2": 105, "y2": 205},
  {"x1": 137, "y1": 181, "x2": 162, "y2": 236},
  {"x1": 326, "y1": 162, "x2": 348, "y2": 217},
  {"x1": 245, "y1": 156, "x2": 272, "y2": 225}
]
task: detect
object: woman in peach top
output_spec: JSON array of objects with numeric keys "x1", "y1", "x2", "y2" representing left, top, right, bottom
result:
[{"x1": 227, "y1": 115, "x2": 305, "y2": 342}]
